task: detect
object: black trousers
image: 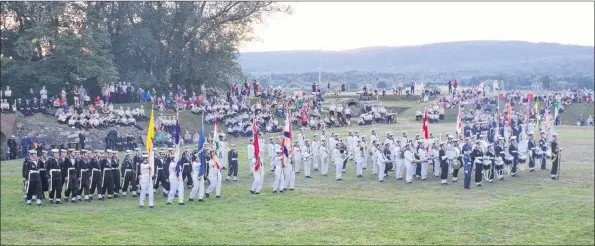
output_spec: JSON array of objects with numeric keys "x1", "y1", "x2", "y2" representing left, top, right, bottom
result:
[
  {"x1": 40, "y1": 170, "x2": 49, "y2": 193},
  {"x1": 540, "y1": 155, "x2": 547, "y2": 169},
  {"x1": 474, "y1": 163, "x2": 483, "y2": 183},
  {"x1": 48, "y1": 171, "x2": 62, "y2": 200},
  {"x1": 26, "y1": 173, "x2": 42, "y2": 200},
  {"x1": 64, "y1": 169, "x2": 78, "y2": 198},
  {"x1": 228, "y1": 161, "x2": 238, "y2": 177},
  {"x1": 10, "y1": 148, "x2": 17, "y2": 159},
  {"x1": 452, "y1": 168, "x2": 460, "y2": 178},
  {"x1": 529, "y1": 154, "x2": 537, "y2": 169},
  {"x1": 112, "y1": 169, "x2": 121, "y2": 194},
  {"x1": 512, "y1": 157, "x2": 518, "y2": 174},
  {"x1": 90, "y1": 170, "x2": 102, "y2": 195},
  {"x1": 78, "y1": 171, "x2": 91, "y2": 198},
  {"x1": 101, "y1": 170, "x2": 114, "y2": 196},
  {"x1": 487, "y1": 164, "x2": 495, "y2": 180},
  {"x1": 122, "y1": 170, "x2": 137, "y2": 193},
  {"x1": 416, "y1": 163, "x2": 421, "y2": 177},
  {"x1": 154, "y1": 169, "x2": 170, "y2": 192},
  {"x1": 440, "y1": 162, "x2": 449, "y2": 180},
  {"x1": 183, "y1": 165, "x2": 193, "y2": 187},
  {"x1": 495, "y1": 164, "x2": 504, "y2": 177},
  {"x1": 551, "y1": 159, "x2": 559, "y2": 176}
]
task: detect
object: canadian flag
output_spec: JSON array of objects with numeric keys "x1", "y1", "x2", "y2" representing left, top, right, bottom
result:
[{"x1": 422, "y1": 107, "x2": 429, "y2": 150}]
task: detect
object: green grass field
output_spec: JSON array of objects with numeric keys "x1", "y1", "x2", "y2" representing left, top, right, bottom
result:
[{"x1": 1, "y1": 121, "x2": 593, "y2": 245}]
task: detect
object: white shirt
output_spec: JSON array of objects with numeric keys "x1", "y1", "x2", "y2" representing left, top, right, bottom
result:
[{"x1": 247, "y1": 144, "x2": 255, "y2": 159}]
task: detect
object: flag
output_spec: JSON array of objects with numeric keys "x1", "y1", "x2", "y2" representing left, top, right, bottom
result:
[
  {"x1": 422, "y1": 107, "x2": 429, "y2": 150},
  {"x1": 173, "y1": 114, "x2": 181, "y2": 145},
  {"x1": 281, "y1": 112, "x2": 292, "y2": 167},
  {"x1": 551, "y1": 99, "x2": 559, "y2": 137},
  {"x1": 253, "y1": 119, "x2": 260, "y2": 172},
  {"x1": 534, "y1": 100, "x2": 540, "y2": 133},
  {"x1": 507, "y1": 99, "x2": 512, "y2": 128},
  {"x1": 145, "y1": 108, "x2": 155, "y2": 153},
  {"x1": 212, "y1": 118, "x2": 220, "y2": 169},
  {"x1": 456, "y1": 104, "x2": 463, "y2": 136},
  {"x1": 197, "y1": 114, "x2": 206, "y2": 176}
]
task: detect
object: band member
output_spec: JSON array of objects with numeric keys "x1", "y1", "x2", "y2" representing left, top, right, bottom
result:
[
  {"x1": 63, "y1": 149, "x2": 78, "y2": 202},
  {"x1": 550, "y1": 133, "x2": 560, "y2": 180},
  {"x1": 375, "y1": 143, "x2": 386, "y2": 182},
  {"x1": 138, "y1": 154, "x2": 154, "y2": 208},
  {"x1": 320, "y1": 139, "x2": 329, "y2": 176},
  {"x1": 463, "y1": 145, "x2": 473, "y2": 190},
  {"x1": 312, "y1": 135, "x2": 320, "y2": 171},
  {"x1": 111, "y1": 151, "x2": 121, "y2": 198},
  {"x1": 23, "y1": 150, "x2": 43, "y2": 206},
  {"x1": 394, "y1": 139, "x2": 404, "y2": 180},
  {"x1": 416, "y1": 140, "x2": 428, "y2": 180},
  {"x1": 100, "y1": 150, "x2": 114, "y2": 199},
  {"x1": 403, "y1": 144, "x2": 415, "y2": 184},
  {"x1": 355, "y1": 141, "x2": 366, "y2": 178},
  {"x1": 528, "y1": 133, "x2": 537, "y2": 172},
  {"x1": 293, "y1": 143, "x2": 302, "y2": 174},
  {"x1": 302, "y1": 140, "x2": 312, "y2": 178},
  {"x1": 333, "y1": 143, "x2": 344, "y2": 181},
  {"x1": 47, "y1": 149, "x2": 62, "y2": 204},
  {"x1": 494, "y1": 137, "x2": 505, "y2": 180},
  {"x1": 180, "y1": 149, "x2": 192, "y2": 189},
  {"x1": 539, "y1": 131, "x2": 548, "y2": 170},
  {"x1": 383, "y1": 143, "x2": 392, "y2": 179},
  {"x1": 121, "y1": 150, "x2": 137, "y2": 197},
  {"x1": 205, "y1": 149, "x2": 222, "y2": 199},
  {"x1": 189, "y1": 154, "x2": 206, "y2": 201},
  {"x1": 153, "y1": 149, "x2": 170, "y2": 197},
  {"x1": 509, "y1": 136, "x2": 519, "y2": 177},
  {"x1": 89, "y1": 150, "x2": 103, "y2": 200},
  {"x1": 472, "y1": 140, "x2": 484, "y2": 187},
  {"x1": 273, "y1": 148, "x2": 284, "y2": 193},
  {"x1": 77, "y1": 150, "x2": 91, "y2": 202},
  {"x1": 485, "y1": 145, "x2": 496, "y2": 183},
  {"x1": 438, "y1": 142, "x2": 448, "y2": 185},
  {"x1": 267, "y1": 138, "x2": 275, "y2": 172},
  {"x1": 38, "y1": 150, "x2": 49, "y2": 200},
  {"x1": 167, "y1": 151, "x2": 185, "y2": 205}
]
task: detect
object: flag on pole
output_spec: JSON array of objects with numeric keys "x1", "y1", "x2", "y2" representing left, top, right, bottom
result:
[
  {"x1": 422, "y1": 107, "x2": 429, "y2": 151},
  {"x1": 145, "y1": 108, "x2": 155, "y2": 153},
  {"x1": 253, "y1": 119, "x2": 260, "y2": 172},
  {"x1": 197, "y1": 114, "x2": 206, "y2": 176},
  {"x1": 212, "y1": 118, "x2": 220, "y2": 169},
  {"x1": 281, "y1": 112, "x2": 292, "y2": 164},
  {"x1": 507, "y1": 99, "x2": 512, "y2": 128},
  {"x1": 456, "y1": 104, "x2": 463, "y2": 136},
  {"x1": 551, "y1": 99, "x2": 559, "y2": 137},
  {"x1": 534, "y1": 100, "x2": 540, "y2": 133}
]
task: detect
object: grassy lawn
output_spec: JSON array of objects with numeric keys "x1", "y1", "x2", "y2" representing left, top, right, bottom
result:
[{"x1": 1, "y1": 121, "x2": 593, "y2": 245}]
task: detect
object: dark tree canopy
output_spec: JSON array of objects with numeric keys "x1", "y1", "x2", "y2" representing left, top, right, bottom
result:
[{"x1": 1, "y1": 1, "x2": 291, "y2": 96}]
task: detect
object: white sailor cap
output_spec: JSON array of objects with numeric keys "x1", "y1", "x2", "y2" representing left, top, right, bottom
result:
[
  {"x1": 126, "y1": 150, "x2": 132, "y2": 154},
  {"x1": 28, "y1": 150, "x2": 37, "y2": 154},
  {"x1": 498, "y1": 136, "x2": 504, "y2": 140},
  {"x1": 42, "y1": 150, "x2": 48, "y2": 154},
  {"x1": 106, "y1": 149, "x2": 113, "y2": 153},
  {"x1": 67, "y1": 149, "x2": 75, "y2": 152},
  {"x1": 168, "y1": 148, "x2": 175, "y2": 151},
  {"x1": 51, "y1": 149, "x2": 59, "y2": 153},
  {"x1": 510, "y1": 136, "x2": 517, "y2": 140},
  {"x1": 142, "y1": 154, "x2": 149, "y2": 158}
]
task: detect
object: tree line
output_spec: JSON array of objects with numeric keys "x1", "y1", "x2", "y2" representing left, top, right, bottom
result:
[{"x1": 1, "y1": 2, "x2": 290, "y2": 97}]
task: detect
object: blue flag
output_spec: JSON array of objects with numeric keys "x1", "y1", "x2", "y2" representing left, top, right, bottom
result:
[
  {"x1": 174, "y1": 119, "x2": 181, "y2": 145},
  {"x1": 197, "y1": 114, "x2": 206, "y2": 176}
]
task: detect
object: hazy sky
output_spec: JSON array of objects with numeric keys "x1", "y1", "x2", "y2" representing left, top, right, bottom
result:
[{"x1": 241, "y1": 2, "x2": 595, "y2": 52}]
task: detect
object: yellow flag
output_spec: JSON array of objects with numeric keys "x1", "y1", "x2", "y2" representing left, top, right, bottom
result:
[{"x1": 146, "y1": 108, "x2": 155, "y2": 153}]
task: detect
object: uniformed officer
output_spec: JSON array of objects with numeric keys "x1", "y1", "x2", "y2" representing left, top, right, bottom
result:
[
  {"x1": 47, "y1": 149, "x2": 63, "y2": 204},
  {"x1": 226, "y1": 144, "x2": 239, "y2": 181},
  {"x1": 138, "y1": 154, "x2": 155, "y2": 208},
  {"x1": 62, "y1": 149, "x2": 78, "y2": 203},
  {"x1": 550, "y1": 133, "x2": 561, "y2": 180},
  {"x1": 462, "y1": 144, "x2": 473, "y2": 190},
  {"x1": 121, "y1": 150, "x2": 137, "y2": 197},
  {"x1": 77, "y1": 150, "x2": 92, "y2": 202}
]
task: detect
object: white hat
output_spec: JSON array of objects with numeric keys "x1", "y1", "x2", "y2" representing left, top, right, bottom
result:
[
  {"x1": 510, "y1": 136, "x2": 517, "y2": 140},
  {"x1": 106, "y1": 149, "x2": 113, "y2": 153},
  {"x1": 126, "y1": 150, "x2": 132, "y2": 154},
  {"x1": 51, "y1": 149, "x2": 59, "y2": 153},
  {"x1": 142, "y1": 154, "x2": 149, "y2": 158},
  {"x1": 28, "y1": 150, "x2": 37, "y2": 154}
]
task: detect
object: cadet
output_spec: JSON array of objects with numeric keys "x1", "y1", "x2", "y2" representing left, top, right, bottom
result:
[
  {"x1": 121, "y1": 150, "x2": 137, "y2": 197},
  {"x1": 77, "y1": 150, "x2": 92, "y2": 202},
  {"x1": 226, "y1": 144, "x2": 239, "y2": 181},
  {"x1": 189, "y1": 153, "x2": 206, "y2": 202},
  {"x1": 138, "y1": 154, "x2": 155, "y2": 208},
  {"x1": 111, "y1": 151, "x2": 121, "y2": 198},
  {"x1": 63, "y1": 149, "x2": 78, "y2": 203},
  {"x1": 23, "y1": 150, "x2": 43, "y2": 206},
  {"x1": 89, "y1": 150, "x2": 103, "y2": 200},
  {"x1": 463, "y1": 144, "x2": 473, "y2": 190},
  {"x1": 47, "y1": 149, "x2": 63, "y2": 204}
]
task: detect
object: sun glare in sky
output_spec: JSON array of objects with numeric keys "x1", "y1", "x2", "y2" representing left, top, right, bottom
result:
[{"x1": 241, "y1": 2, "x2": 595, "y2": 52}]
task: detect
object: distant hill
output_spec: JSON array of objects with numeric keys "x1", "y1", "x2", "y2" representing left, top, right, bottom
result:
[{"x1": 239, "y1": 41, "x2": 594, "y2": 75}]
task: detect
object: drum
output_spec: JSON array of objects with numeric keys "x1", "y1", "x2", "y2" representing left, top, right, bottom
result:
[
  {"x1": 544, "y1": 148, "x2": 552, "y2": 157},
  {"x1": 474, "y1": 156, "x2": 483, "y2": 165},
  {"x1": 494, "y1": 156, "x2": 504, "y2": 166},
  {"x1": 446, "y1": 149, "x2": 456, "y2": 160},
  {"x1": 452, "y1": 159, "x2": 462, "y2": 169},
  {"x1": 482, "y1": 157, "x2": 492, "y2": 169},
  {"x1": 534, "y1": 148, "x2": 543, "y2": 157},
  {"x1": 518, "y1": 140, "x2": 528, "y2": 154},
  {"x1": 505, "y1": 153, "x2": 514, "y2": 162}
]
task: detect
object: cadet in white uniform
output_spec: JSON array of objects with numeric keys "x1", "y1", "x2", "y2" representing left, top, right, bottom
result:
[
  {"x1": 272, "y1": 147, "x2": 284, "y2": 193},
  {"x1": 138, "y1": 154, "x2": 154, "y2": 208},
  {"x1": 404, "y1": 145, "x2": 415, "y2": 184},
  {"x1": 267, "y1": 137, "x2": 276, "y2": 172},
  {"x1": 250, "y1": 157, "x2": 265, "y2": 195},
  {"x1": 247, "y1": 138, "x2": 255, "y2": 173},
  {"x1": 333, "y1": 144, "x2": 344, "y2": 180},
  {"x1": 319, "y1": 139, "x2": 329, "y2": 176},
  {"x1": 206, "y1": 153, "x2": 222, "y2": 198},
  {"x1": 189, "y1": 154, "x2": 205, "y2": 202},
  {"x1": 311, "y1": 135, "x2": 320, "y2": 171},
  {"x1": 394, "y1": 139, "x2": 404, "y2": 180},
  {"x1": 302, "y1": 140, "x2": 312, "y2": 178},
  {"x1": 355, "y1": 141, "x2": 366, "y2": 178},
  {"x1": 167, "y1": 153, "x2": 185, "y2": 205},
  {"x1": 292, "y1": 144, "x2": 302, "y2": 174}
]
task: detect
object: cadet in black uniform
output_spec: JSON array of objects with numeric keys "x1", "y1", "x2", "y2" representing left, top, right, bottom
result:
[
  {"x1": 100, "y1": 150, "x2": 114, "y2": 199},
  {"x1": 47, "y1": 149, "x2": 63, "y2": 204},
  {"x1": 153, "y1": 149, "x2": 170, "y2": 197},
  {"x1": 77, "y1": 150, "x2": 92, "y2": 202},
  {"x1": 528, "y1": 133, "x2": 537, "y2": 172},
  {"x1": 38, "y1": 150, "x2": 49, "y2": 200},
  {"x1": 494, "y1": 137, "x2": 505, "y2": 180},
  {"x1": 438, "y1": 142, "x2": 448, "y2": 185},
  {"x1": 89, "y1": 150, "x2": 103, "y2": 200},
  {"x1": 471, "y1": 140, "x2": 484, "y2": 187},
  {"x1": 484, "y1": 145, "x2": 495, "y2": 183},
  {"x1": 550, "y1": 133, "x2": 561, "y2": 180},
  {"x1": 63, "y1": 149, "x2": 78, "y2": 203},
  {"x1": 539, "y1": 131, "x2": 548, "y2": 170},
  {"x1": 226, "y1": 144, "x2": 239, "y2": 181},
  {"x1": 23, "y1": 150, "x2": 43, "y2": 206},
  {"x1": 121, "y1": 150, "x2": 137, "y2": 197},
  {"x1": 111, "y1": 151, "x2": 121, "y2": 198},
  {"x1": 180, "y1": 148, "x2": 193, "y2": 188},
  {"x1": 509, "y1": 136, "x2": 519, "y2": 177}
]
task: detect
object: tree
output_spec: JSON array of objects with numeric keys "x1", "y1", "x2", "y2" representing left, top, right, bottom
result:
[{"x1": 377, "y1": 81, "x2": 387, "y2": 89}]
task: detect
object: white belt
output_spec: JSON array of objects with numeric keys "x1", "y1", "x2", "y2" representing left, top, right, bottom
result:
[
  {"x1": 50, "y1": 169, "x2": 61, "y2": 172},
  {"x1": 183, "y1": 163, "x2": 190, "y2": 166},
  {"x1": 157, "y1": 167, "x2": 164, "y2": 170},
  {"x1": 68, "y1": 167, "x2": 76, "y2": 170},
  {"x1": 231, "y1": 158, "x2": 238, "y2": 160},
  {"x1": 125, "y1": 169, "x2": 134, "y2": 171},
  {"x1": 92, "y1": 168, "x2": 100, "y2": 171},
  {"x1": 39, "y1": 168, "x2": 46, "y2": 171},
  {"x1": 30, "y1": 170, "x2": 39, "y2": 173}
]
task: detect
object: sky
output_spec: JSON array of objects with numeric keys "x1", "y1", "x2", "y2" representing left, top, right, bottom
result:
[{"x1": 240, "y1": 2, "x2": 595, "y2": 52}]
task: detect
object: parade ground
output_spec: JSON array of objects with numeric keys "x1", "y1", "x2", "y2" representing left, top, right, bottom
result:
[{"x1": 1, "y1": 120, "x2": 593, "y2": 245}]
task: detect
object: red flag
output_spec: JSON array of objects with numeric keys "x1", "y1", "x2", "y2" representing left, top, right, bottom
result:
[
  {"x1": 253, "y1": 120, "x2": 260, "y2": 172},
  {"x1": 498, "y1": 93, "x2": 504, "y2": 100},
  {"x1": 422, "y1": 107, "x2": 429, "y2": 150},
  {"x1": 507, "y1": 99, "x2": 512, "y2": 127}
]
